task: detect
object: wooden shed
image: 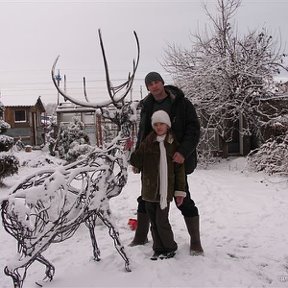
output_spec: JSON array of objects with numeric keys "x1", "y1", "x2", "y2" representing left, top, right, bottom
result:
[{"x1": 3, "y1": 96, "x2": 46, "y2": 146}]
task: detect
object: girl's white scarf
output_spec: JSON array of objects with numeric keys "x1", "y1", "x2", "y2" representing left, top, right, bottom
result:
[{"x1": 156, "y1": 134, "x2": 168, "y2": 210}]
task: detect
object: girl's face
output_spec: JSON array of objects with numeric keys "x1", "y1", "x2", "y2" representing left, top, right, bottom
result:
[{"x1": 153, "y1": 122, "x2": 169, "y2": 136}]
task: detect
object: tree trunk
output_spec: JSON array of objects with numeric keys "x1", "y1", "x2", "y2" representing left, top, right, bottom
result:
[{"x1": 222, "y1": 141, "x2": 229, "y2": 158}]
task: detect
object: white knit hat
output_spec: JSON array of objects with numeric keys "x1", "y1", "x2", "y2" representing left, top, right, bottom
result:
[{"x1": 151, "y1": 110, "x2": 171, "y2": 128}]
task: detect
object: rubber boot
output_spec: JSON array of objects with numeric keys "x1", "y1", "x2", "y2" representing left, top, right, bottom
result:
[
  {"x1": 128, "y1": 212, "x2": 149, "y2": 247},
  {"x1": 184, "y1": 216, "x2": 204, "y2": 256}
]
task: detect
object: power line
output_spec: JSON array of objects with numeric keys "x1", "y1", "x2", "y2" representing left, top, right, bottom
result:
[
  {"x1": 0, "y1": 0, "x2": 206, "y2": 3},
  {"x1": 1, "y1": 0, "x2": 286, "y2": 3}
]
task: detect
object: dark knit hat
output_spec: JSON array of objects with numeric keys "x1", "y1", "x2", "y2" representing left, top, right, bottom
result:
[{"x1": 144, "y1": 72, "x2": 164, "y2": 88}]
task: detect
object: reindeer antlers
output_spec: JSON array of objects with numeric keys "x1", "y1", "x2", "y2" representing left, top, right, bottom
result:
[{"x1": 51, "y1": 30, "x2": 140, "y2": 108}]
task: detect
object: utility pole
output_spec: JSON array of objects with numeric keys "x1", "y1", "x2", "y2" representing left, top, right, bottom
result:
[
  {"x1": 55, "y1": 70, "x2": 62, "y2": 105},
  {"x1": 64, "y1": 75, "x2": 67, "y2": 101}
]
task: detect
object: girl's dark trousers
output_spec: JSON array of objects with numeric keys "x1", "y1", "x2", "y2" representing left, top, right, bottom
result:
[{"x1": 145, "y1": 201, "x2": 177, "y2": 254}]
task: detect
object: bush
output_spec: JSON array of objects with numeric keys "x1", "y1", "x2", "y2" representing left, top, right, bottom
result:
[
  {"x1": 57, "y1": 117, "x2": 92, "y2": 162},
  {"x1": 0, "y1": 135, "x2": 14, "y2": 152},
  {"x1": 0, "y1": 153, "x2": 19, "y2": 182},
  {"x1": 0, "y1": 113, "x2": 20, "y2": 183},
  {"x1": 0, "y1": 120, "x2": 10, "y2": 134},
  {"x1": 66, "y1": 142, "x2": 94, "y2": 163},
  {"x1": 248, "y1": 134, "x2": 288, "y2": 176}
]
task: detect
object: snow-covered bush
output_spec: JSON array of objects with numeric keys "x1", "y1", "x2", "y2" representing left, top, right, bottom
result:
[
  {"x1": 57, "y1": 117, "x2": 92, "y2": 162},
  {"x1": 248, "y1": 134, "x2": 288, "y2": 176},
  {"x1": 0, "y1": 102, "x2": 20, "y2": 183},
  {"x1": 0, "y1": 134, "x2": 14, "y2": 152},
  {"x1": 22, "y1": 156, "x2": 57, "y2": 168},
  {"x1": 13, "y1": 138, "x2": 26, "y2": 151},
  {"x1": 66, "y1": 142, "x2": 94, "y2": 163},
  {"x1": 1, "y1": 102, "x2": 13, "y2": 151},
  {"x1": 0, "y1": 135, "x2": 19, "y2": 183},
  {"x1": 0, "y1": 153, "x2": 19, "y2": 183},
  {"x1": 41, "y1": 115, "x2": 57, "y2": 156},
  {"x1": 0, "y1": 119, "x2": 10, "y2": 134}
]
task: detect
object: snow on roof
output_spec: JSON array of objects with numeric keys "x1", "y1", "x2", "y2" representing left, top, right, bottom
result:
[{"x1": 1, "y1": 96, "x2": 42, "y2": 107}]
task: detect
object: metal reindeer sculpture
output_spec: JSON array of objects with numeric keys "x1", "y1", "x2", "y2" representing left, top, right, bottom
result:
[{"x1": 0, "y1": 29, "x2": 140, "y2": 288}]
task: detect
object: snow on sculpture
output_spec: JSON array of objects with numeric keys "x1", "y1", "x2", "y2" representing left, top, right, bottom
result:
[{"x1": 0, "y1": 29, "x2": 140, "y2": 288}]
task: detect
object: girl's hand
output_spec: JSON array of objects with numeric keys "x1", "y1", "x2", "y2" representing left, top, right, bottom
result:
[
  {"x1": 175, "y1": 196, "x2": 184, "y2": 207},
  {"x1": 173, "y1": 152, "x2": 185, "y2": 164}
]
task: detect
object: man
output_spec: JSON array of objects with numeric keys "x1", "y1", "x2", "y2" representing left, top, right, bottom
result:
[{"x1": 129, "y1": 71, "x2": 204, "y2": 255}]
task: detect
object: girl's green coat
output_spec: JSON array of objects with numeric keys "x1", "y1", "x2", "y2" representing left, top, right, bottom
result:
[{"x1": 130, "y1": 131, "x2": 186, "y2": 203}]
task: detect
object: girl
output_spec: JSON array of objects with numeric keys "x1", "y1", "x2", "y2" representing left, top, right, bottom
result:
[{"x1": 130, "y1": 110, "x2": 186, "y2": 260}]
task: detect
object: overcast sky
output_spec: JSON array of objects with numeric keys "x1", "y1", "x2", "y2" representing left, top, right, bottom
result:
[{"x1": 0, "y1": 0, "x2": 287, "y2": 106}]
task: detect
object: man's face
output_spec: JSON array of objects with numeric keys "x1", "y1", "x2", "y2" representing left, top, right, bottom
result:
[{"x1": 147, "y1": 80, "x2": 165, "y2": 99}]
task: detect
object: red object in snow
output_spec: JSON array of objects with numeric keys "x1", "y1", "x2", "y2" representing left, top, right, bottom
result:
[
  {"x1": 124, "y1": 138, "x2": 134, "y2": 151},
  {"x1": 128, "y1": 218, "x2": 138, "y2": 231}
]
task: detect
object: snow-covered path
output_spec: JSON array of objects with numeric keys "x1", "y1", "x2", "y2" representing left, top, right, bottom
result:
[{"x1": 0, "y1": 152, "x2": 288, "y2": 287}]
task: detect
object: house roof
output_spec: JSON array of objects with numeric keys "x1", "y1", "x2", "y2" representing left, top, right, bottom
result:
[{"x1": 2, "y1": 96, "x2": 45, "y2": 109}]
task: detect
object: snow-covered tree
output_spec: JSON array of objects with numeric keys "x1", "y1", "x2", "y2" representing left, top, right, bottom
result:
[
  {"x1": 0, "y1": 101, "x2": 10, "y2": 135},
  {"x1": 0, "y1": 101, "x2": 19, "y2": 184},
  {"x1": 163, "y1": 0, "x2": 287, "y2": 158},
  {"x1": 41, "y1": 114, "x2": 57, "y2": 156},
  {"x1": 57, "y1": 116, "x2": 93, "y2": 162}
]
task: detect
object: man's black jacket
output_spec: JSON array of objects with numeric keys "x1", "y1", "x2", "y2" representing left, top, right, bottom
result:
[{"x1": 136, "y1": 85, "x2": 200, "y2": 174}]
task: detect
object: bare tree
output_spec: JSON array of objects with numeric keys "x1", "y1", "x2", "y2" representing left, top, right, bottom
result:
[{"x1": 163, "y1": 0, "x2": 288, "y2": 158}]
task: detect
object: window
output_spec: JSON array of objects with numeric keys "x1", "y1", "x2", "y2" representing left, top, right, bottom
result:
[{"x1": 14, "y1": 110, "x2": 26, "y2": 123}]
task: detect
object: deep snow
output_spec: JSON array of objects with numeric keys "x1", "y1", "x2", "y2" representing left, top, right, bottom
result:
[{"x1": 1, "y1": 150, "x2": 288, "y2": 288}]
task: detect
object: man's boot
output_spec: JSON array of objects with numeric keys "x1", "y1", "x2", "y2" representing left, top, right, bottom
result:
[
  {"x1": 129, "y1": 212, "x2": 149, "y2": 247},
  {"x1": 184, "y1": 216, "x2": 204, "y2": 256}
]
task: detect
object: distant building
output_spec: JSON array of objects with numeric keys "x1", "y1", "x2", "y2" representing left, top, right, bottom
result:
[
  {"x1": 55, "y1": 101, "x2": 140, "y2": 147},
  {"x1": 3, "y1": 96, "x2": 46, "y2": 146},
  {"x1": 198, "y1": 93, "x2": 288, "y2": 157}
]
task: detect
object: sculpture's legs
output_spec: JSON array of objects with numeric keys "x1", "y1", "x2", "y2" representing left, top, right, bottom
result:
[
  {"x1": 85, "y1": 215, "x2": 101, "y2": 261},
  {"x1": 97, "y1": 211, "x2": 131, "y2": 272},
  {"x1": 4, "y1": 266, "x2": 24, "y2": 288},
  {"x1": 4, "y1": 253, "x2": 55, "y2": 288},
  {"x1": 36, "y1": 254, "x2": 55, "y2": 282}
]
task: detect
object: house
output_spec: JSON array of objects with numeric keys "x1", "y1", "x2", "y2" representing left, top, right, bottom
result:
[
  {"x1": 257, "y1": 93, "x2": 288, "y2": 141},
  {"x1": 198, "y1": 93, "x2": 288, "y2": 158},
  {"x1": 3, "y1": 96, "x2": 46, "y2": 146},
  {"x1": 55, "y1": 102, "x2": 99, "y2": 146},
  {"x1": 55, "y1": 101, "x2": 140, "y2": 147}
]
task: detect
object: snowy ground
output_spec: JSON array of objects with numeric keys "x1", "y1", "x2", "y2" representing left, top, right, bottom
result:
[{"x1": 1, "y1": 150, "x2": 288, "y2": 287}]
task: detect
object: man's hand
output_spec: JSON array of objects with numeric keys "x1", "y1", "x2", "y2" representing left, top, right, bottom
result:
[
  {"x1": 132, "y1": 166, "x2": 140, "y2": 174},
  {"x1": 173, "y1": 152, "x2": 185, "y2": 164},
  {"x1": 175, "y1": 196, "x2": 184, "y2": 207}
]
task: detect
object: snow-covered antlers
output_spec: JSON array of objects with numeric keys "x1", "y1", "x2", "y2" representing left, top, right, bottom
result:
[{"x1": 1, "y1": 30, "x2": 140, "y2": 288}]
